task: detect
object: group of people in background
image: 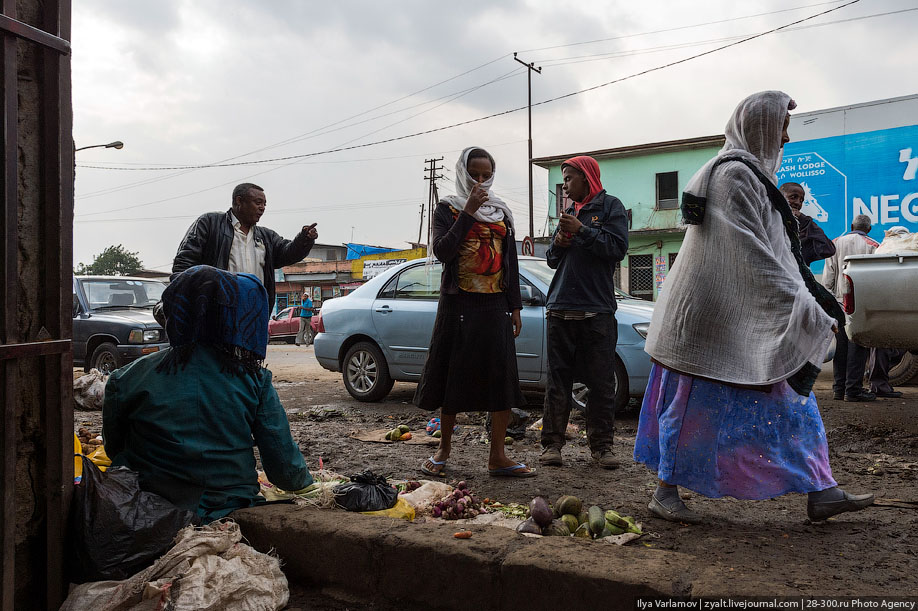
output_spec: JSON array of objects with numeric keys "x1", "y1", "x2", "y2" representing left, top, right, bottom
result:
[{"x1": 101, "y1": 89, "x2": 888, "y2": 526}]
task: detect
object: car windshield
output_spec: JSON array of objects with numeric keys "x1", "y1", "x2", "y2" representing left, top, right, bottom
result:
[
  {"x1": 79, "y1": 278, "x2": 166, "y2": 309},
  {"x1": 518, "y1": 258, "x2": 631, "y2": 299}
]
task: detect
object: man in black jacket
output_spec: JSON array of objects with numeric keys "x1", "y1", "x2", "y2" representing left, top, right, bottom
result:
[
  {"x1": 172, "y1": 183, "x2": 318, "y2": 310},
  {"x1": 540, "y1": 156, "x2": 629, "y2": 469},
  {"x1": 780, "y1": 182, "x2": 835, "y2": 265}
]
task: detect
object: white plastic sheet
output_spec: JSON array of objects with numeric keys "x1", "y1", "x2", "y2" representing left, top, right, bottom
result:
[{"x1": 60, "y1": 521, "x2": 289, "y2": 611}]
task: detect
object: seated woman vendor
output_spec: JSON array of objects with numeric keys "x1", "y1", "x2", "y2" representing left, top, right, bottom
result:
[{"x1": 102, "y1": 265, "x2": 313, "y2": 522}]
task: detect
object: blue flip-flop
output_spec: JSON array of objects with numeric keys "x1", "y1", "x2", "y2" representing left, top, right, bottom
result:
[
  {"x1": 489, "y1": 463, "x2": 536, "y2": 478},
  {"x1": 420, "y1": 456, "x2": 447, "y2": 477}
]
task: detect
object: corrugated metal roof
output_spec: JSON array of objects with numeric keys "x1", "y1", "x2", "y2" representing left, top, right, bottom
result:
[{"x1": 532, "y1": 134, "x2": 725, "y2": 168}]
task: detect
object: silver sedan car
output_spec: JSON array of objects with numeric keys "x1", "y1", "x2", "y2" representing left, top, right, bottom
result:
[{"x1": 314, "y1": 257, "x2": 654, "y2": 411}]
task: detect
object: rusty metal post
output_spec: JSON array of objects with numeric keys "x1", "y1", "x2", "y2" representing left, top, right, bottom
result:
[{"x1": 0, "y1": 1, "x2": 72, "y2": 608}]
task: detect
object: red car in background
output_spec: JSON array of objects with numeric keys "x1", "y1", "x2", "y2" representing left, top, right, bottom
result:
[{"x1": 268, "y1": 305, "x2": 321, "y2": 343}]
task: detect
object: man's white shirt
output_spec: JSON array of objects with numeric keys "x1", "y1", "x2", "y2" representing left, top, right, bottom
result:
[{"x1": 227, "y1": 212, "x2": 266, "y2": 284}]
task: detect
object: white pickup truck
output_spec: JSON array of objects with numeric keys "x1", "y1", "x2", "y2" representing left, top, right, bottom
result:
[{"x1": 842, "y1": 252, "x2": 918, "y2": 386}]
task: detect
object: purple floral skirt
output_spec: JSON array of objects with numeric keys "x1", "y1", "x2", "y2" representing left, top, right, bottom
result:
[{"x1": 633, "y1": 363, "x2": 836, "y2": 500}]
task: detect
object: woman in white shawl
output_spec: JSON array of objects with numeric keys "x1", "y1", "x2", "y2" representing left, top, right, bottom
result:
[
  {"x1": 414, "y1": 147, "x2": 534, "y2": 478},
  {"x1": 634, "y1": 91, "x2": 873, "y2": 523}
]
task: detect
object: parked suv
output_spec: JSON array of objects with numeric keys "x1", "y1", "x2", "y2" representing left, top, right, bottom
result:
[{"x1": 72, "y1": 276, "x2": 169, "y2": 373}]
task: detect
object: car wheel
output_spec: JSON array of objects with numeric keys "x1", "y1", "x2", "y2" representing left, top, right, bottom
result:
[
  {"x1": 342, "y1": 341, "x2": 394, "y2": 402},
  {"x1": 90, "y1": 342, "x2": 122, "y2": 374},
  {"x1": 888, "y1": 351, "x2": 918, "y2": 387},
  {"x1": 570, "y1": 356, "x2": 630, "y2": 413}
]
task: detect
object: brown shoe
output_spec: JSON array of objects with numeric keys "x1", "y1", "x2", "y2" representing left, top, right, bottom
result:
[
  {"x1": 592, "y1": 450, "x2": 619, "y2": 470},
  {"x1": 539, "y1": 447, "x2": 562, "y2": 466}
]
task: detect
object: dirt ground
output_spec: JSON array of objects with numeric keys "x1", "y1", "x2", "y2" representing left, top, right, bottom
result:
[{"x1": 74, "y1": 343, "x2": 918, "y2": 600}]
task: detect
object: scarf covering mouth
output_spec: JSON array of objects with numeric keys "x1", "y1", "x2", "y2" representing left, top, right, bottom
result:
[
  {"x1": 561, "y1": 156, "x2": 604, "y2": 206},
  {"x1": 162, "y1": 265, "x2": 269, "y2": 360},
  {"x1": 442, "y1": 146, "x2": 515, "y2": 229}
]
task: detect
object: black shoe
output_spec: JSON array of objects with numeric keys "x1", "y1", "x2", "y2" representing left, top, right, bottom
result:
[
  {"x1": 807, "y1": 490, "x2": 874, "y2": 521},
  {"x1": 844, "y1": 390, "x2": 876, "y2": 402},
  {"x1": 874, "y1": 390, "x2": 903, "y2": 398},
  {"x1": 833, "y1": 391, "x2": 844, "y2": 400},
  {"x1": 648, "y1": 495, "x2": 703, "y2": 525},
  {"x1": 591, "y1": 450, "x2": 619, "y2": 470},
  {"x1": 539, "y1": 447, "x2": 562, "y2": 467}
]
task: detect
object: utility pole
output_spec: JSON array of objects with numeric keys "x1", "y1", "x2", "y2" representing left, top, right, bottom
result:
[
  {"x1": 513, "y1": 52, "x2": 541, "y2": 239},
  {"x1": 423, "y1": 157, "x2": 444, "y2": 249},
  {"x1": 417, "y1": 201, "x2": 425, "y2": 244}
]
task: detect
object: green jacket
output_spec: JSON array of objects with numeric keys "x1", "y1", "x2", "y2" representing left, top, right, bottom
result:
[{"x1": 103, "y1": 345, "x2": 312, "y2": 522}]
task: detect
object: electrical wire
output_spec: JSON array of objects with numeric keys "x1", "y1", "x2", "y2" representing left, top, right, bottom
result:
[
  {"x1": 75, "y1": 0, "x2": 864, "y2": 175},
  {"x1": 534, "y1": 8, "x2": 916, "y2": 68},
  {"x1": 517, "y1": 0, "x2": 848, "y2": 53}
]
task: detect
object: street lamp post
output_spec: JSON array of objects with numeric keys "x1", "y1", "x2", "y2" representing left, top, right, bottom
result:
[{"x1": 74, "y1": 140, "x2": 123, "y2": 152}]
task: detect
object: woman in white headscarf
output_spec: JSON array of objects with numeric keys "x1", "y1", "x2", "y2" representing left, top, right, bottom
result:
[
  {"x1": 414, "y1": 146, "x2": 534, "y2": 478},
  {"x1": 634, "y1": 91, "x2": 873, "y2": 523}
]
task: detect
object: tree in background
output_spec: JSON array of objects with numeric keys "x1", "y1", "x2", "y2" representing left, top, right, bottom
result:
[{"x1": 76, "y1": 244, "x2": 143, "y2": 276}]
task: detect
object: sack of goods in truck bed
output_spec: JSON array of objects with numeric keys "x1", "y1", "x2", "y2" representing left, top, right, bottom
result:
[
  {"x1": 875, "y1": 228, "x2": 918, "y2": 255},
  {"x1": 73, "y1": 369, "x2": 108, "y2": 411}
]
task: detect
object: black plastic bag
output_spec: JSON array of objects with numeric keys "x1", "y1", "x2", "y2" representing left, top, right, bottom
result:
[
  {"x1": 67, "y1": 455, "x2": 196, "y2": 583},
  {"x1": 333, "y1": 470, "x2": 398, "y2": 512},
  {"x1": 485, "y1": 407, "x2": 531, "y2": 440}
]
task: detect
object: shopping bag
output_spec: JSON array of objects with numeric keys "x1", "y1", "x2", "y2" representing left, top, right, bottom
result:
[{"x1": 67, "y1": 455, "x2": 195, "y2": 583}]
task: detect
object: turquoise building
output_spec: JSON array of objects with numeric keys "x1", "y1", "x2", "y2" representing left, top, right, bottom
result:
[{"x1": 533, "y1": 135, "x2": 723, "y2": 301}]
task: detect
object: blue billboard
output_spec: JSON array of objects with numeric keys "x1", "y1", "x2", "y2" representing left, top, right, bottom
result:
[{"x1": 777, "y1": 124, "x2": 918, "y2": 274}]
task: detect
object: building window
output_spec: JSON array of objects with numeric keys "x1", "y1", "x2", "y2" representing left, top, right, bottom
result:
[
  {"x1": 656, "y1": 171, "x2": 678, "y2": 210},
  {"x1": 629, "y1": 254, "x2": 654, "y2": 301},
  {"x1": 669, "y1": 252, "x2": 678, "y2": 268}
]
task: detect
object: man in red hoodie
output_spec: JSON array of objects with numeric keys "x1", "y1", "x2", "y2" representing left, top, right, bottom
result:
[{"x1": 539, "y1": 156, "x2": 629, "y2": 469}]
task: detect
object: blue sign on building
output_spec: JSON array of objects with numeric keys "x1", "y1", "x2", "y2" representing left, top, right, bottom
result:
[{"x1": 778, "y1": 124, "x2": 918, "y2": 274}]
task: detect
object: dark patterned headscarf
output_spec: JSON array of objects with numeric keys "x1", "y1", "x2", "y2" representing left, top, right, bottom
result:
[{"x1": 158, "y1": 265, "x2": 268, "y2": 375}]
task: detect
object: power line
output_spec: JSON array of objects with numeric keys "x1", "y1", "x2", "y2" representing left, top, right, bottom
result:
[
  {"x1": 534, "y1": 8, "x2": 917, "y2": 68},
  {"x1": 75, "y1": 0, "x2": 867, "y2": 224},
  {"x1": 74, "y1": 140, "x2": 526, "y2": 218},
  {"x1": 75, "y1": 54, "x2": 513, "y2": 199},
  {"x1": 75, "y1": 196, "x2": 426, "y2": 224},
  {"x1": 517, "y1": 0, "x2": 848, "y2": 53}
]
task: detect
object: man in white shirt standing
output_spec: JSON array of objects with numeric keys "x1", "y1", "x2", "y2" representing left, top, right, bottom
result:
[
  {"x1": 822, "y1": 214, "x2": 879, "y2": 402},
  {"x1": 173, "y1": 183, "x2": 318, "y2": 312}
]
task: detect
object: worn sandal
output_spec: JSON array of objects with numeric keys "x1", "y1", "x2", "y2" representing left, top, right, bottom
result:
[
  {"x1": 488, "y1": 463, "x2": 536, "y2": 478},
  {"x1": 420, "y1": 456, "x2": 447, "y2": 477}
]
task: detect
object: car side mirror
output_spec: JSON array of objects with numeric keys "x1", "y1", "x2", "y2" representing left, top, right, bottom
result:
[
  {"x1": 72, "y1": 294, "x2": 81, "y2": 317},
  {"x1": 519, "y1": 285, "x2": 541, "y2": 305}
]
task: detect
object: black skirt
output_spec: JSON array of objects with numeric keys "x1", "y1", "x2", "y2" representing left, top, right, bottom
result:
[{"x1": 414, "y1": 292, "x2": 526, "y2": 415}]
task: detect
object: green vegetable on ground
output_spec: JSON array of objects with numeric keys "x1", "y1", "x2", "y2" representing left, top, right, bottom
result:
[
  {"x1": 560, "y1": 513, "x2": 580, "y2": 534},
  {"x1": 587, "y1": 506, "x2": 605, "y2": 535},
  {"x1": 557, "y1": 495, "x2": 583, "y2": 517},
  {"x1": 604, "y1": 509, "x2": 629, "y2": 530}
]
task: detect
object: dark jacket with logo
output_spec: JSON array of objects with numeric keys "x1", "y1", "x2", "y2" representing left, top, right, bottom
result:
[
  {"x1": 796, "y1": 214, "x2": 836, "y2": 265},
  {"x1": 545, "y1": 190, "x2": 629, "y2": 313},
  {"x1": 432, "y1": 201, "x2": 522, "y2": 311},
  {"x1": 172, "y1": 210, "x2": 314, "y2": 309}
]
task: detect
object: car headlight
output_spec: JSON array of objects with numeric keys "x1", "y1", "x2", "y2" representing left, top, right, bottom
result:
[
  {"x1": 129, "y1": 329, "x2": 162, "y2": 343},
  {"x1": 632, "y1": 322, "x2": 650, "y2": 339}
]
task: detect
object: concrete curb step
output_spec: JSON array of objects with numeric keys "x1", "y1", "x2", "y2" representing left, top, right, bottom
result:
[{"x1": 232, "y1": 505, "x2": 700, "y2": 611}]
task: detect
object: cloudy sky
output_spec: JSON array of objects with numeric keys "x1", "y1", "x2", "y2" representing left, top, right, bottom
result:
[{"x1": 72, "y1": 0, "x2": 917, "y2": 271}]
